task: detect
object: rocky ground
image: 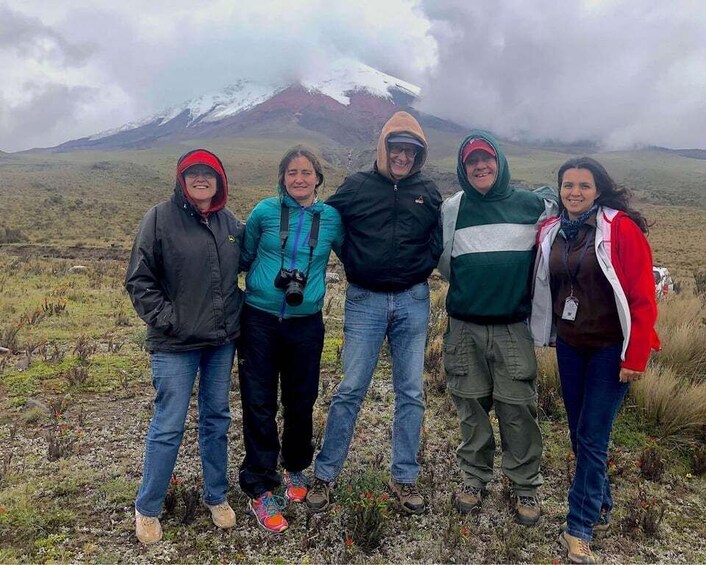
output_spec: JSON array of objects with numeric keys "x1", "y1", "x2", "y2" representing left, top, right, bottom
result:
[{"x1": 1, "y1": 357, "x2": 705, "y2": 564}]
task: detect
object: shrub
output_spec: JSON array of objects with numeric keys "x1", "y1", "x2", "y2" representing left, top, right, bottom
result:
[
  {"x1": 536, "y1": 347, "x2": 562, "y2": 420},
  {"x1": 638, "y1": 444, "x2": 665, "y2": 482},
  {"x1": 0, "y1": 226, "x2": 28, "y2": 244},
  {"x1": 339, "y1": 471, "x2": 391, "y2": 553},
  {"x1": 630, "y1": 364, "x2": 706, "y2": 441},
  {"x1": 690, "y1": 442, "x2": 706, "y2": 476},
  {"x1": 621, "y1": 486, "x2": 666, "y2": 537},
  {"x1": 694, "y1": 269, "x2": 706, "y2": 297},
  {"x1": 163, "y1": 475, "x2": 201, "y2": 525},
  {"x1": 424, "y1": 286, "x2": 447, "y2": 395}
]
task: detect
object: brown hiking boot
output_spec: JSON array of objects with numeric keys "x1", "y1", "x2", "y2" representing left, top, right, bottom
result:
[
  {"x1": 305, "y1": 478, "x2": 333, "y2": 513},
  {"x1": 452, "y1": 485, "x2": 485, "y2": 514},
  {"x1": 135, "y1": 509, "x2": 162, "y2": 545},
  {"x1": 389, "y1": 480, "x2": 425, "y2": 514},
  {"x1": 205, "y1": 501, "x2": 236, "y2": 529},
  {"x1": 559, "y1": 531, "x2": 597, "y2": 564},
  {"x1": 514, "y1": 494, "x2": 541, "y2": 526}
]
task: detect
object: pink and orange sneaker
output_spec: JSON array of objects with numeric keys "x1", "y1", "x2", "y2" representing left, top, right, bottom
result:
[
  {"x1": 248, "y1": 492, "x2": 288, "y2": 533},
  {"x1": 282, "y1": 471, "x2": 308, "y2": 503}
]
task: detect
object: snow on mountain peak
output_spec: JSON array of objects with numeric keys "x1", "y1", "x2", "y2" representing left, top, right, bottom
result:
[
  {"x1": 88, "y1": 59, "x2": 419, "y2": 141},
  {"x1": 301, "y1": 58, "x2": 420, "y2": 104}
]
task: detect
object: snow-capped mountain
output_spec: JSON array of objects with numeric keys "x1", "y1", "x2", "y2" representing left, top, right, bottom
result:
[{"x1": 54, "y1": 59, "x2": 429, "y2": 151}]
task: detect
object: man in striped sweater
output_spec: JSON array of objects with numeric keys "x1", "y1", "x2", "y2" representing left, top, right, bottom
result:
[{"x1": 438, "y1": 131, "x2": 556, "y2": 525}]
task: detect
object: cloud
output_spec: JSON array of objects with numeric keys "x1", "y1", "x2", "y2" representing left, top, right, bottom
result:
[
  {"x1": 0, "y1": 0, "x2": 435, "y2": 151},
  {"x1": 0, "y1": 4, "x2": 93, "y2": 65},
  {"x1": 2, "y1": 0, "x2": 705, "y2": 151},
  {"x1": 416, "y1": 0, "x2": 706, "y2": 149},
  {"x1": 0, "y1": 83, "x2": 100, "y2": 150}
]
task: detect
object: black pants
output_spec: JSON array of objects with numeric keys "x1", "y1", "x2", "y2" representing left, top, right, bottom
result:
[{"x1": 238, "y1": 304, "x2": 325, "y2": 498}]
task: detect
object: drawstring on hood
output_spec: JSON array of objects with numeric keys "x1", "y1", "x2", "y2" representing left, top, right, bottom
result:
[
  {"x1": 375, "y1": 111, "x2": 428, "y2": 181},
  {"x1": 457, "y1": 130, "x2": 511, "y2": 201},
  {"x1": 176, "y1": 149, "x2": 229, "y2": 215}
]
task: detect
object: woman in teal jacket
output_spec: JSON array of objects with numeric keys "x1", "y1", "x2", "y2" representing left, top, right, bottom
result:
[{"x1": 238, "y1": 145, "x2": 343, "y2": 533}]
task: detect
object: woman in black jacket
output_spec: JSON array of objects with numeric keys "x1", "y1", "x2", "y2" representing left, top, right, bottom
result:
[{"x1": 125, "y1": 149, "x2": 244, "y2": 544}]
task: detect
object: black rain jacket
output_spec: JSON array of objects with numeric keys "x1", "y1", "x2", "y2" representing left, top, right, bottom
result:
[
  {"x1": 326, "y1": 111, "x2": 442, "y2": 292},
  {"x1": 125, "y1": 149, "x2": 244, "y2": 352}
]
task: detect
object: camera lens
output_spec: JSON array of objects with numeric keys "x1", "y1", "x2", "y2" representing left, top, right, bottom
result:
[{"x1": 284, "y1": 281, "x2": 304, "y2": 306}]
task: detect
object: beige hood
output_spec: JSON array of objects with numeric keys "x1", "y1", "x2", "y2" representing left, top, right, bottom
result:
[{"x1": 375, "y1": 111, "x2": 428, "y2": 181}]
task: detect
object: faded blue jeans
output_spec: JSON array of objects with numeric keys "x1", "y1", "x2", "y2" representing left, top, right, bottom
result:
[
  {"x1": 314, "y1": 282, "x2": 430, "y2": 484},
  {"x1": 556, "y1": 338, "x2": 629, "y2": 541},
  {"x1": 135, "y1": 342, "x2": 236, "y2": 517}
]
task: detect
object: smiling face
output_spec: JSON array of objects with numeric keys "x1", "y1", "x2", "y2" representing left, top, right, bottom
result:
[
  {"x1": 560, "y1": 167, "x2": 600, "y2": 219},
  {"x1": 183, "y1": 165, "x2": 218, "y2": 212},
  {"x1": 388, "y1": 142, "x2": 418, "y2": 180},
  {"x1": 284, "y1": 155, "x2": 318, "y2": 206},
  {"x1": 464, "y1": 150, "x2": 498, "y2": 194}
]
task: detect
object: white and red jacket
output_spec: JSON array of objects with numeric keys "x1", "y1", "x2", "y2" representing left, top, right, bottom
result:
[{"x1": 530, "y1": 207, "x2": 660, "y2": 371}]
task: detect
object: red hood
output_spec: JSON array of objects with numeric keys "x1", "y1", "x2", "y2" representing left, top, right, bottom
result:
[{"x1": 176, "y1": 149, "x2": 229, "y2": 215}]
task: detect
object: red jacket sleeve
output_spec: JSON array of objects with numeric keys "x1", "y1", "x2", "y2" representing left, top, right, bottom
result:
[{"x1": 612, "y1": 215, "x2": 661, "y2": 371}]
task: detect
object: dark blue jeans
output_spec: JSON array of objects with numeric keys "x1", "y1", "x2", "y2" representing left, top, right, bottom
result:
[{"x1": 556, "y1": 338, "x2": 629, "y2": 541}]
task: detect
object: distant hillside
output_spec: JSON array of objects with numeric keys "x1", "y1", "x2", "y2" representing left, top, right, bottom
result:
[{"x1": 647, "y1": 146, "x2": 706, "y2": 161}]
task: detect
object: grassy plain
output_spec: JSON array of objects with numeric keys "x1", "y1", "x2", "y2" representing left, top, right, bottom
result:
[{"x1": 0, "y1": 141, "x2": 705, "y2": 563}]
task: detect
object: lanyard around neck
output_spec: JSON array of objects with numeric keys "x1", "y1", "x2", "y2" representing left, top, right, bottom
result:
[{"x1": 561, "y1": 231, "x2": 593, "y2": 296}]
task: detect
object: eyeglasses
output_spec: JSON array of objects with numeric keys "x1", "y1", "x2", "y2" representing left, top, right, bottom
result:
[
  {"x1": 184, "y1": 167, "x2": 216, "y2": 178},
  {"x1": 389, "y1": 144, "x2": 418, "y2": 158}
]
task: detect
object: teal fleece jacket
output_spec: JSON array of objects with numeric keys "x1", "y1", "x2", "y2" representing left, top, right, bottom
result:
[
  {"x1": 442, "y1": 130, "x2": 557, "y2": 323},
  {"x1": 241, "y1": 190, "x2": 343, "y2": 318}
]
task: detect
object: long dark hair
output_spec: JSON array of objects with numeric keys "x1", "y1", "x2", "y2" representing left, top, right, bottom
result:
[
  {"x1": 278, "y1": 145, "x2": 325, "y2": 189},
  {"x1": 557, "y1": 157, "x2": 648, "y2": 234}
]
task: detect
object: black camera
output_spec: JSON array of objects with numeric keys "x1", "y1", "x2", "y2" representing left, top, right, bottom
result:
[{"x1": 274, "y1": 268, "x2": 308, "y2": 306}]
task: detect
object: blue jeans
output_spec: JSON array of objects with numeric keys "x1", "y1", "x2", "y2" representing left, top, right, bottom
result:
[
  {"x1": 314, "y1": 282, "x2": 430, "y2": 484},
  {"x1": 135, "y1": 342, "x2": 236, "y2": 517},
  {"x1": 556, "y1": 338, "x2": 628, "y2": 541}
]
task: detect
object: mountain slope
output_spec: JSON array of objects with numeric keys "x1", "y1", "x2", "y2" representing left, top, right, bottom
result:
[{"x1": 48, "y1": 59, "x2": 443, "y2": 152}]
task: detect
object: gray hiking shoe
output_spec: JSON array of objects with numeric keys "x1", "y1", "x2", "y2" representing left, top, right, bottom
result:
[
  {"x1": 305, "y1": 478, "x2": 333, "y2": 513},
  {"x1": 389, "y1": 480, "x2": 425, "y2": 514}
]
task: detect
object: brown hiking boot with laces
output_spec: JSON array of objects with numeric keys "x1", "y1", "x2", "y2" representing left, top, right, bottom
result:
[
  {"x1": 514, "y1": 494, "x2": 541, "y2": 526},
  {"x1": 389, "y1": 480, "x2": 425, "y2": 514},
  {"x1": 452, "y1": 485, "x2": 485, "y2": 514},
  {"x1": 559, "y1": 531, "x2": 597, "y2": 564}
]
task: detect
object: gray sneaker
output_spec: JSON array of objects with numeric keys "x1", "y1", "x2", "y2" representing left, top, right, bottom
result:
[
  {"x1": 305, "y1": 478, "x2": 333, "y2": 513},
  {"x1": 452, "y1": 485, "x2": 485, "y2": 514}
]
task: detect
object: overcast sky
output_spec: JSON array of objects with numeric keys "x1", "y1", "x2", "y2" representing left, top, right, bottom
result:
[{"x1": 1, "y1": 0, "x2": 704, "y2": 152}]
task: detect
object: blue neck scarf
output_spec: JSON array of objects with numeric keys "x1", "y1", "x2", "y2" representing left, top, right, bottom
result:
[{"x1": 560, "y1": 205, "x2": 598, "y2": 241}]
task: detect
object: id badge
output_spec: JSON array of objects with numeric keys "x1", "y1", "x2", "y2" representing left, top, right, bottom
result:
[{"x1": 562, "y1": 296, "x2": 579, "y2": 321}]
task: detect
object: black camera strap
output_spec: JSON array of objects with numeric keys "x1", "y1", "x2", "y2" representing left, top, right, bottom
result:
[{"x1": 279, "y1": 204, "x2": 321, "y2": 277}]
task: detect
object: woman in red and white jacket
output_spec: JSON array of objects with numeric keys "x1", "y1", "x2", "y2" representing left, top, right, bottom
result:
[{"x1": 531, "y1": 157, "x2": 660, "y2": 564}]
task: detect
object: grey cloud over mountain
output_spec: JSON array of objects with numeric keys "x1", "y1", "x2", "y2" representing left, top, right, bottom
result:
[
  {"x1": 416, "y1": 0, "x2": 706, "y2": 149},
  {"x1": 1, "y1": 0, "x2": 705, "y2": 152}
]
